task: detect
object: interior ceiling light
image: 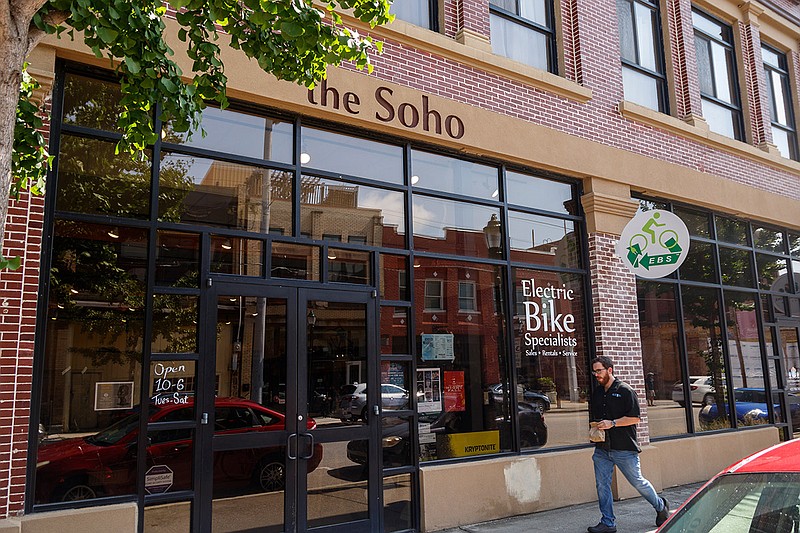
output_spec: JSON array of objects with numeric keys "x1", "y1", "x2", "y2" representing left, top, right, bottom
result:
[
  {"x1": 411, "y1": 175, "x2": 420, "y2": 185},
  {"x1": 328, "y1": 250, "x2": 337, "y2": 260},
  {"x1": 107, "y1": 230, "x2": 120, "y2": 239},
  {"x1": 300, "y1": 152, "x2": 311, "y2": 165},
  {"x1": 492, "y1": 189, "x2": 499, "y2": 198},
  {"x1": 70, "y1": 288, "x2": 79, "y2": 294},
  {"x1": 221, "y1": 241, "x2": 232, "y2": 250}
]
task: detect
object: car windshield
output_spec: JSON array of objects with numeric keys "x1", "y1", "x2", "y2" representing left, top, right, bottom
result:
[
  {"x1": 661, "y1": 472, "x2": 800, "y2": 532},
  {"x1": 86, "y1": 412, "x2": 141, "y2": 446}
]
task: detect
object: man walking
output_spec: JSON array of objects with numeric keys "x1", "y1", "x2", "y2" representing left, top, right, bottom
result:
[{"x1": 588, "y1": 356, "x2": 669, "y2": 533}]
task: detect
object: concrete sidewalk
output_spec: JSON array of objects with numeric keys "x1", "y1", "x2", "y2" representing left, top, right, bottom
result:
[{"x1": 434, "y1": 482, "x2": 704, "y2": 533}]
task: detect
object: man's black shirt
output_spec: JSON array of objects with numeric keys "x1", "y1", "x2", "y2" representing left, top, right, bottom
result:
[{"x1": 591, "y1": 378, "x2": 641, "y2": 452}]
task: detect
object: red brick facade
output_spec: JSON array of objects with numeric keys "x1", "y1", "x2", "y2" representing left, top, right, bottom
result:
[{"x1": 1, "y1": 0, "x2": 798, "y2": 521}]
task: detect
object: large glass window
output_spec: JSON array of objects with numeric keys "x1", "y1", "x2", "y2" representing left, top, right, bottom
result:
[
  {"x1": 693, "y1": 9, "x2": 744, "y2": 140},
  {"x1": 489, "y1": 0, "x2": 556, "y2": 72},
  {"x1": 762, "y1": 44, "x2": 798, "y2": 161},
  {"x1": 617, "y1": 0, "x2": 668, "y2": 112}
]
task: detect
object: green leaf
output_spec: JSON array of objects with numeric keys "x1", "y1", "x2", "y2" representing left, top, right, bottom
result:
[
  {"x1": 280, "y1": 21, "x2": 305, "y2": 38},
  {"x1": 96, "y1": 26, "x2": 119, "y2": 44},
  {"x1": 124, "y1": 56, "x2": 141, "y2": 74}
]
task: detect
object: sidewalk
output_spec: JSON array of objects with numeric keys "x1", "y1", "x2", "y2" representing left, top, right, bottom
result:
[{"x1": 434, "y1": 482, "x2": 704, "y2": 533}]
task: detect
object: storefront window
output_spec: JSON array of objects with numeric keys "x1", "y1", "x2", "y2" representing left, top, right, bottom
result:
[
  {"x1": 414, "y1": 258, "x2": 511, "y2": 460},
  {"x1": 513, "y1": 268, "x2": 588, "y2": 448},
  {"x1": 719, "y1": 247, "x2": 754, "y2": 288},
  {"x1": 410, "y1": 150, "x2": 498, "y2": 200},
  {"x1": 505, "y1": 171, "x2": 575, "y2": 214},
  {"x1": 508, "y1": 210, "x2": 580, "y2": 268},
  {"x1": 724, "y1": 292, "x2": 767, "y2": 427},
  {"x1": 412, "y1": 196, "x2": 500, "y2": 258},
  {"x1": 62, "y1": 73, "x2": 126, "y2": 132},
  {"x1": 36, "y1": 221, "x2": 148, "y2": 504},
  {"x1": 637, "y1": 280, "x2": 686, "y2": 437},
  {"x1": 301, "y1": 127, "x2": 404, "y2": 184}
]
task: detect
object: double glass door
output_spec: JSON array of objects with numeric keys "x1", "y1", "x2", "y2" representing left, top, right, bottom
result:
[{"x1": 196, "y1": 283, "x2": 380, "y2": 532}]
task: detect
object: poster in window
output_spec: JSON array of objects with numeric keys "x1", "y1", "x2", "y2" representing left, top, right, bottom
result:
[
  {"x1": 443, "y1": 371, "x2": 465, "y2": 412},
  {"x1": 417, "y1": 368, "x2": 441, "y2": 413},
  {"x1": 421, "y1": 334, "x2": 455, "y2": 361},
  {"x1": 95, "y1": 381, "x2": 134, "y2": 411}
]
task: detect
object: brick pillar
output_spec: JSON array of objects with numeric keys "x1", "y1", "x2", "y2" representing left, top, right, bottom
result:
[
  {"x1": 582, "y1": 178, "x2": 651, "y2": 445},
  {"x1": 454, "y1": 0, "x2": 492, "y2": 51},
  {"x1": 665, "y1": 0, "x2": 707, "y2": 128},
  {"x1": 0, "y1": 45, "x2": 55, "y2": 518},
  {"x1": 739, "y1": 2, "x2": 781, "y2": 155}
]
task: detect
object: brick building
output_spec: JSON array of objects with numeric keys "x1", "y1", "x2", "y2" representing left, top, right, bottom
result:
[{"x1": 1, "y1": 0, "x2": 799, "y2": 530}]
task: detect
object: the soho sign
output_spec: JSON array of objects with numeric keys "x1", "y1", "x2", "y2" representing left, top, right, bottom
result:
[
  {"x1": 308, "y1": 81, "x2": 465, "y2": 139},
  {"x1": 616, "y1": 209, "x2": 690, "y2": 279}
]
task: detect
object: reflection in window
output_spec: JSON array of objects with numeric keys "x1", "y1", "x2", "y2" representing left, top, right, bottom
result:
[
  {"x1": 681, "y1": 285, "x2": 731, "y2": 431},
  {"x1": 300, "y1": 175, "x2": 406, "y2": 249},
  {"x1": 693, "y1": 9, "x2": 744, "y2": 140},
  {"x1": 152, "y1": 295, "x2": 198, "y2": 353},
  {"x1": 271, "y1": 242, "x2": 319, "y2": 280},
  {"x1": 756, "y1": 254, "x2": 786, "y2": 291},
  {"x1": 57, "y1": 136, "x2": 152, "y2": 219},
  {"x1": 411, "y1": 150, "x2": 498, "y2": 199},
  {"x1": 719, "y1": 247, "x2": 754, "y2": 287},
  {"x1": 391, "y1": 0, "x2": 433, "y2": 29},
  {"x1": 412, "y1": 196, "x2": 500, "y2": 258},
  {"x1": 62, "y1": 74, "x2": 126, "y2": 132},
  {"x1": 513, "y1": 268, "x2": 589, "y2": 448},
  {"x1": 158, "y1": 154, "x2": 293, "y2": 232},
  {"x1": 165, "y1": 106, "x2": 293, "y2": 164},
  {"x1": 424, "y1": 280, "x2": 444, "y2": 310},
  {"x1": 505, "y1": 171, "x2": 575, "y2": 214},
  {"x1": 328, "y1": 248, "x2": 370, "y2": 285},
  {"x1": 489, "y1": 0, "x2": 555, "y2": 72},
  {"x1": 617, "y1": 0, "x2": 668, "y2": 112},
  {"x1": 637, "y1": 281, "x2": 686, "y2": 437},
  {"x1": 156, "y1": 231, "x2": 200, "y2": 287},
  {"x1": 674, "y1": 206, "x2": 710, "y2": 237},
  {"x1": 458, "y1": 281, "x2": 477, "y2": 311},
  {"x1": 753, "y1": 225, "x2": 785, "y2": 253},
  {"x1": 210, "y1": 235, "x2": 264, "y2": 276},
  {"x1": 380, "y1": 254, "x2": 408, "y2": 301},
  {"x1": 715, "y1": 216, "x2": 749, "y2": 245},
  {"x1": 679, "y1": 241, "x2": 717, "y2": 283},
  {"x1": 301, "y1": 127, "x2": 404, "y2": 184},
  {"x1": 508, "y1": 210, "x2": 580, "y2": 268},
  {"x1": 37, "y1": 222, "x2": 148, "y2": 504},
  {"x1": 762, "y1": 45, "x2": 799, "y2": 161},
  {"x1": 724, "y1": 293, "x2": 767, "y2": 428},
  {"x1": 416, "y1": 258, "x2": 511, "y2": 460},
  {"x1": 380, "y1": 307, "x2": 409, "y2": 354}
]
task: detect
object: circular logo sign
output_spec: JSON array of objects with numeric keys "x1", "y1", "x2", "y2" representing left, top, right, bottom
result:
[{"x1": 616, "y1": 209, "x2": 690, "y2": 279}]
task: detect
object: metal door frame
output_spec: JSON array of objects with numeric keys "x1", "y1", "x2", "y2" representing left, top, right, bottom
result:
[{"x1": 196, "y1": 280, "x2": 381, "y2": 533}]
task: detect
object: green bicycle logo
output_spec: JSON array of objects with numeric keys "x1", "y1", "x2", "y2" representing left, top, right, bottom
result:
[{"x1": 618, "y1": 210, "x2": 689, "y2": 278}]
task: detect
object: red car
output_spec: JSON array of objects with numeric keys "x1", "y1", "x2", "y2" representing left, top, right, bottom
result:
[
  {"x1": 35, "y1": 398, "x2": 322, "y2": 503},
  {"x1": 657, "y1": 438, "x2": 800, "y2": 532}
]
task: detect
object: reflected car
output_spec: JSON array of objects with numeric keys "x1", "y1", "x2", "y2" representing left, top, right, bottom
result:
[
  {"x1": 657, "y1": 439, "x2": 800, "y2": 532},
  {"x1": 698, "y1": 388, "x2": 800, "y2": 430},
  {"x1": 488, "y1": 383, "x2": 551, "y2": 412},
  {"x1": 671, "y1": 376, "x2": 715, "y2": 407},
  {"x1": 337, "y1": 383, "x2": 410, "y2": 423},
  {"x1": 346, "y1": 402, "x2": 548, "y2": 466},
  {"x1": 35, "y1": 398, "x2": 322, "y2": 504}
]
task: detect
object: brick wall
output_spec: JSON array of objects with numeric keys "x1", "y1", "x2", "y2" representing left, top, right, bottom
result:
[{"x1": 588, "y1": 233, "x2": 650, "y2": 445}]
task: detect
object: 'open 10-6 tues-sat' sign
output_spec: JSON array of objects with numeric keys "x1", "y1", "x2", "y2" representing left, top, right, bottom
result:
[{"x1": 616, "y1": 209, "x2": 690, "y2": 279}]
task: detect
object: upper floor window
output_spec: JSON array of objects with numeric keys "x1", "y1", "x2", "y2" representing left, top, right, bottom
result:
[
  {"x1": 458, "y1": 281, "x2": 477, "y2": 311},
  {"x1": 391, "y1": 0, "x2": 435, "y2": 30},
  {"x1": 424, "y1": 280, "x2": 444, "y2": 310},
  {"x1": 617, "y1": 0, "x2": 668, "y2": 112},
  {"x1": 489, "y1": 0, "x2": 556, "y2": 72},
  {"x1": 692, "y1": 9, "x2": 744, "y2": 140},
  {"x1": 762, "y1": 44, "x2": 799, "y2": 161}
]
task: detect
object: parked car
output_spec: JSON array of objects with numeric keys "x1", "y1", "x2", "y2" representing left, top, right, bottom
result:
[
  {"x1": 346, "y1": 402, "x2": 548, "y2": 466},
  {"x1": 337, "y1": 383, "x2": 410, "y2": 423},
  {"x1": 657, "y1": 438, "x2": 800, "y2": 532},
  {"x1": 487, "y1": 383, "x2": 551, "y2": 412},
  {"x1": 698, "y1": 388, "x2": 800, "y2": 430},
  {"x1": 671, "y1": 376, "x2": 715, "y2": 407},
  {"x1": 35, "y1": 398, "x2": 322, "y2": 504}
]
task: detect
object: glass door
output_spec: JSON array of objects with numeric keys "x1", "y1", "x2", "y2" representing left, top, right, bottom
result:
[
  {"x1": 778, "y1": 325, "x2": 800, "y2": 436},
  {"x1": 198, "y1": 283, "x2": 380, "y2": 533}
]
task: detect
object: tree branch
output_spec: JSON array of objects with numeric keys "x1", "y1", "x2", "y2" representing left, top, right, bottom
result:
[
  {"x1": 26, "y1": 8, "x2": 69, "y2": 57},
  {"x1": 16, "y1": 0, "x2": 50, "y2": 23}
]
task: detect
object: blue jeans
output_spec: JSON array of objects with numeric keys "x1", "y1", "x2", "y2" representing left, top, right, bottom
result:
[{"x1": 592, "y1": 448, "x2": 663, "y2": 527}]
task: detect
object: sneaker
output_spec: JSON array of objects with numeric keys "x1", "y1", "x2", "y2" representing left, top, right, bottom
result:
[
  {"x1": 588, "y1": 523, "x2": 617, "y2": 533},
  {"x1": 656, "y1": 496, "x2": 670, "y2": 526}
]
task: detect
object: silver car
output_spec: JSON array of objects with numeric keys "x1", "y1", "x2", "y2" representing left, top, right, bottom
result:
[
  {"x1": 672, "y1": 376, "x2": 715, "y2": 406},
  {"x1": 338, "y1": 383, "x2": 410, "y2": 422}
]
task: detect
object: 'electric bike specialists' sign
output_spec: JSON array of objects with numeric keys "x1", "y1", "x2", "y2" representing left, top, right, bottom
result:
[{"x1": 520, "y1": 279, "x2": 578, "y2": 358}]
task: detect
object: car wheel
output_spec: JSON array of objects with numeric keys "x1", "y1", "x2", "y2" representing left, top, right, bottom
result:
[
  {"x1": 361, "y1": 406, "x2": 369, "y2": 422},
  {"x1": 702, "y1": 394, "x2": 715, "y2": 406},
  {"x1": 533, "y1": 399, "x2": 546, "y2": 412},
  {"x1": 57, "y1": 480, "x2": 97, "y2": 502},
  {"x1": 256, "y1": 458, "x2": 286, "y2": 492},
  {"x1": 520, "y1": 431, "x2": 543, "y2": 448}
]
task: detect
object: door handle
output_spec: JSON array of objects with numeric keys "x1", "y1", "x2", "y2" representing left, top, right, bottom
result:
[
  {"x1": 300, "y1": 433, "x2": 315, "y2": 460},
  {"x1": 287, "y1": 433, "x2": 298, "y2": 460}
]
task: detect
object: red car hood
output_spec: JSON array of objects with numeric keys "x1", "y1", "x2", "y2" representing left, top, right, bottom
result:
[{"x1": 38, "y1": 437, "x2": 102, "y2": 463}]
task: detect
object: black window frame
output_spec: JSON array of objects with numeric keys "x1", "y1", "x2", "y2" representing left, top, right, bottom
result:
[
  {"x1": 617, "y1": 0, "x2": 670, "y2": 113},
  {"x1": 762, "y1": 43, "x2": 799, "y2": 161},
  {"x1": 692, "y1": 8, "x2": 745, "y2": 141},
  {"x1": 489, "y1": 0, "x2": 558, "y2": 74}
]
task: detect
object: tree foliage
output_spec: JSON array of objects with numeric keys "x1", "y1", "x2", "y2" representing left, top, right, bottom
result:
[{"x1": 5, "y1": 0, "x2": 393, "y2": 266}]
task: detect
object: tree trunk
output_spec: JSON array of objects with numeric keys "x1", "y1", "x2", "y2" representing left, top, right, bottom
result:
[{"x1": 0, "y1": 32, "x2": 28, "y2": 257}]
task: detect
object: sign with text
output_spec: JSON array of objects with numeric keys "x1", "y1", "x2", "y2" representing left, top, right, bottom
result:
[
  {"x1": 95, "y1": 381, "x2": 134, "y2": 411},
  {"x1": 519, "y1": 278, "x2": 578, "y2": 358},
  {"x1": 421, "y1": 334, "x2": 454, "y2": 361},
  {"x1": 145, "y1": 465, "x2": 174, "y2": 494},
  {"x1": 616, "y1": 209, "x2": 690, "y2": 279},
  {"x1": 438, "y1": 430, "x2": 500, "y2": 458},
  {"x1": 417, "y1": 368, "x2": 442, "y2": 413},
  {"x1": 443, "y1": 371, "x2": 465, "y2": 412}
]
